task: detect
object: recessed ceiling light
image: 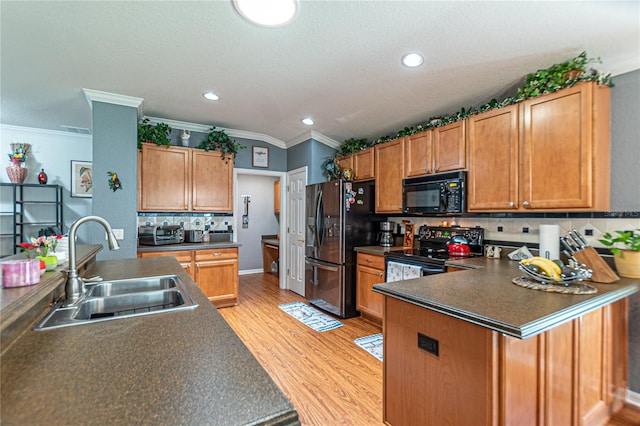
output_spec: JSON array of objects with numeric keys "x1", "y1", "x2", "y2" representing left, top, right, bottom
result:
[
  {"x1": 232, "y1": 0, "x2": 298, "y2": 27},
  {"x1": 301, "y1": 117, "x2": 314, "y2": 126},
  {"x1": 203, "y1": 91, "x2": 219, "y2": 101},
  {"x1": 402, "y1": 53, "x2": 424, "y2": 68}
]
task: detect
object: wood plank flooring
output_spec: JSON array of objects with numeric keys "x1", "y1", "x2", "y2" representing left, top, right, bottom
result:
[
  {"x1": 219, "y1": 272, "x2": 640, "y2": 426},
  {"x1": 218, "y1": 273, "x2": 384, "y2": 425}
]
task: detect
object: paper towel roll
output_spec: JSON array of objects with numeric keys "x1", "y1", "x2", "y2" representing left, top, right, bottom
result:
[{"x1": 539, "y1": 224, "x2": 560, "y2": 260}]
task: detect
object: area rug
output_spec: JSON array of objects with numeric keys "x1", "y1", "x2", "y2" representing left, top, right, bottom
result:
[
  {"x1": 354, "y1": 333, "x2": 383, "y2": 361},
  {"x1": 278, "y1": 301, "x2": 343, "y2": 332}
]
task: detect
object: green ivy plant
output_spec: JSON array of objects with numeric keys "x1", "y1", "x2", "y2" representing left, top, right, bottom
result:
[
  {"x1": 137, "y1": 118, "x2": 172, "y2": 150},
  {"x1": 197, "y1": 127, "x2": 245, "y2": 163},
  {"x1": 598, "y1": 229, "x2": 640, "y2": 255},
  {"x1": 337, "y1": 138, "x2": 370, "y2": 156}
]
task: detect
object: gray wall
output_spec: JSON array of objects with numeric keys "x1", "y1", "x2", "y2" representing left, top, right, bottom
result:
[
  {"x1": 287, "y1": 138, "x2": 337, "y2": 184},
  {"x1": 611, "y1": 69, "x2": 640, "y2": 392},
  {"x1": 87, "y1": 101, "x2": 138, "y2": 260}
]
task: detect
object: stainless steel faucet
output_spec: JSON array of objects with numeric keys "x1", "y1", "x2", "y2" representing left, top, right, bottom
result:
[{"x1": 65, "y1": 215, "x2": 120, "y2": 305}]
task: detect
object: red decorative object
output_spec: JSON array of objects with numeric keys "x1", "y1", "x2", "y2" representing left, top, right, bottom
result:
[
  {"x1": 6, "y1": 164, "x2": 28, "y2": 183},
  {"x1": 38, "y1": 168, "x2": 48, "y2": 184}
]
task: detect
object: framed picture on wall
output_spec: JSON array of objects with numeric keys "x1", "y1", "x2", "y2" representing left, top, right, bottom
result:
[
  {"x1": 252, "y1": 146, "x2": 269, "y2": 168},
  {"x1": 71, "y1": 160, "x2": 93, "y2": 198}
]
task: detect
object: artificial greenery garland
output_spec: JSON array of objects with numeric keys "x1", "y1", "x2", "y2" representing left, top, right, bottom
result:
[{"x1": 323, "y1": 51, "x2": 613, "y2": 177}]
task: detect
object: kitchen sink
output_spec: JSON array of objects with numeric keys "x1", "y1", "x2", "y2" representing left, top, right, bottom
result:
[{"x1": 34, "y1": 275, "x2": 198, "y2": 330}]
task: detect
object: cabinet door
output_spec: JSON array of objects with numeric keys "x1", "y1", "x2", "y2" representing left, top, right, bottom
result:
[
  {"x1": 138, "y1": 145, "x2": 190, "y2": 211},
  {"x1": 336, "y1": 155, "x2": 353, "y2": 173},
  {"x1": 353, "y1": 147, "x2": 375, "y2": 181},
  {"x1": 404, "y1": 130, "x2": 433, "y2": 178},
  {"x1": 433, "y1": 121, "x2": 466, "y2": 173},
  {"x1": 467, "y1": 105, "x2": 519, "y2": 211},
  {"x1": 375, "y1": 138, "x2": 405, "y2": 213},
  {"x1": 521, "y1": 83, "x2": 594, "y2": 209},
  {"x1": 191, "y1": 150, "x2": 233, "y2": 212},
  {"x1": 356, "y1": 253, "x2": 385, "y2": 323},
  {"x1": 194, "y1": 248, "x2": 238, "y2": 307}
]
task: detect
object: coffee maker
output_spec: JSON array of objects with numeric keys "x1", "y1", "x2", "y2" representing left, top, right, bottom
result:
[{"x1": 378, "y1": 221, "x2": 394, "y2": 247}]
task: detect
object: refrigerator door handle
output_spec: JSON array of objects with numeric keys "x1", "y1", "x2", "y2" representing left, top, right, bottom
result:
[
  {"x1": 316, "y1": 189, "x2": 324, "y2": 248},
  {"x1": 305, "y1": 259, "x2": 340, "y2": 272}
]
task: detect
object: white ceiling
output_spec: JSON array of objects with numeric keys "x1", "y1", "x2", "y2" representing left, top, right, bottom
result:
[{"x1": 1, "y1": 1, "x2": 639, "y2": 147}]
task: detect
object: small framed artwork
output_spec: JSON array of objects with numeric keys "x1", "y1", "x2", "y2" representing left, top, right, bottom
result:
[
  {"x1": 252, "y1": 146, "x2": 269, "y2": 168},
  {"x1": 71, "y1": 160, "x2": 93, "y2": 198}
]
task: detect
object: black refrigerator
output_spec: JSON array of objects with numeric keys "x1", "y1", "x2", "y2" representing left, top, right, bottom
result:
[{"x1": 305, "y1": 180, "x2": 379, "y2": 318}]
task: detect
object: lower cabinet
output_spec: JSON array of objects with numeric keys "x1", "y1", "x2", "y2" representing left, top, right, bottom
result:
[
  {"x1": 138, "y1": 247, "x2": 239, "y2": 308},
  {"x1": 356, "y1": 252, "x2": 385, "y2": 324},
  {"x1": 194, "y1": 248, "x2": 239, "y2": 308}
]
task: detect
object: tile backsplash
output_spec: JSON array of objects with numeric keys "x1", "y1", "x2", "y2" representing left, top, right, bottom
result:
[{"x1": 137, "y1": 213, "x2": 233, "y2": 232}]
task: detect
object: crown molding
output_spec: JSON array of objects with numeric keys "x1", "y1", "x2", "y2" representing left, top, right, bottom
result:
[
  {"x1": 286, "y1": 130, "x2": 340, "y2": 149},
  {"x1": 0, "y1": 124, "x2": 92, "y2": 140},
  {"x1": 82, "y1": 89, "x2": 144, "y2": 113}
]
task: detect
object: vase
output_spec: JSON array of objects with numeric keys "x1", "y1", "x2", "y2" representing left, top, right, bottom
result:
[
  {"x1": 6, "y1": 164, "x2": 28, "y2": 183},
  {"x1": 38, "y1": 168, "x2": 48, "y2": 184},
  {"x1": 37, "y1": 255, "x2": 58, "y2": 271}
]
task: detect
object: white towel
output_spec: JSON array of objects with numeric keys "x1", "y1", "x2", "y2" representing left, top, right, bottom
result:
[
  {"x1": 386, "y1": 261, "x2": 422, "y2": 282},
  {"x1": 402, "y1": 264, "x2": 422, "y2": 280}
]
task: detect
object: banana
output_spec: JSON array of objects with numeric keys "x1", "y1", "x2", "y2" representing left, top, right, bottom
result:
[{"x1": 520, "y1": 256, "x2": 562, "y2": 282}]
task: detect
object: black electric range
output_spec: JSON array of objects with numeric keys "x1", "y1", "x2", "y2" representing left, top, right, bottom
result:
[{"x1": 385, "y1": 226, "x2": 484, "y2": 280}]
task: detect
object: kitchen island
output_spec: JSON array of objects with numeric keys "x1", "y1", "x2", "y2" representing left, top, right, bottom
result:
[
  {"x1": 1, "y1": 247, "x2": 298, "y2": 425},
  {"x1": 373, "y1": 256, "x2": 638, "y2": 426}
]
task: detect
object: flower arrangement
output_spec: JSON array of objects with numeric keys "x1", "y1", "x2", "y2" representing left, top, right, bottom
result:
[
  {"x1": 7, "y1": 143, "x2": 30, "y2": 165},
  {"x1": 17, "y1": 235, "x2": 62, "y2": 258}
]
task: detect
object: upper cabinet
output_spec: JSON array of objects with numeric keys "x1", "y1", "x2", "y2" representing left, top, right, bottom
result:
[
  {"x1": 375, "y1": 137, "x2": 405, "y2": 213},
  {"x1": 433, "y1": 120, "x2": 466, "y2": 173},
  {"x1": 404, "y1": 130, "x2": 433, "y2": 178},
  {"x1": 138, "y1": 144, "x2": 233, "y2": 212},
  {"x1": 468, "y1": 82, "x2": 610, "y2": 212},
  {"x1": 353, "y1": 147, "x2": 375, "y2": 181}
]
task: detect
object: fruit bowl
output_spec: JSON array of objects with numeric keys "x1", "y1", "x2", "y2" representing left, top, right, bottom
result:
[{"x1": 519, "y1": 257, "x2": 592, "y2": 286}]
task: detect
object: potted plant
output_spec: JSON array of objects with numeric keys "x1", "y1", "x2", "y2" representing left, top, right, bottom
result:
[
  {"x1": 137, "y1": 118, "x2": 172, "y2": 150},
  {"x1": 598, "y1": 229, "x2": 640, "y2": 278},
  {"x1": 197, "y1": 127, "x2": 245, "y2": 163}
]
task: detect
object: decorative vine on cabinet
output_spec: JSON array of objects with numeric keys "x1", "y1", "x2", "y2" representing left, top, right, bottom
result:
[
  {"x1": 468, "y1": 82, "x2": 610, "y2": 212},
  {"x1": 137, "y1": 144, "x2": 233, "y2": 212}
]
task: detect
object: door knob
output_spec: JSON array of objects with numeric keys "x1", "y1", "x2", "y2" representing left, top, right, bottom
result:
[{"x1": 298, "y1": 239, "x2": 304, "y2": 243}]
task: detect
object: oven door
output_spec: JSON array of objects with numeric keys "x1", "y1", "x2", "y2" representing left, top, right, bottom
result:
[
  {"x1": 385, "y1": 257, "x2": 446, "y2": 282},
  {"x1": 402, "y1": 179, "x2": 444, "y2": 214}
]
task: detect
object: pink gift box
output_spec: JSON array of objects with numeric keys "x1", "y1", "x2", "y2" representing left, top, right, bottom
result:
[{"x1": 2, "y1": 260, "x2": 41, "y2": 288}]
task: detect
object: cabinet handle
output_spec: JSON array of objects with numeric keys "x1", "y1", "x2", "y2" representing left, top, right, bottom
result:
[
  {"x1": 434, "y1": 167, "x2": 438, "y2": 172},
  {"x1": 509, "y1": 201, "x2": 516, "y2": 208},
  {"x1": 522, "y1": 201, "x2": 530, "y2": 208},
  {"x1": 213, "y1": 252, "x2": 222, "y2": 257},
  {"x1": 377, "y1": 272, "x2": 383, "y2": 277},
  {"x1": 366, "y1": 258, "x2": 373, "y2": 263}
]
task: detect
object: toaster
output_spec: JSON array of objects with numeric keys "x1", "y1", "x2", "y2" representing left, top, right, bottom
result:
[
  {"x1": 138, "y1": 225, "x2": 184, "y2": 246},
  {"x1": 184, "y1": 230, "x2": 203, "y2": 243}
]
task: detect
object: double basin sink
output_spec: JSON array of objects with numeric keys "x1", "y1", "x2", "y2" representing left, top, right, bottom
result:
[{"x1": 35, "y1": 275, "x2": 198, "y2": 330}]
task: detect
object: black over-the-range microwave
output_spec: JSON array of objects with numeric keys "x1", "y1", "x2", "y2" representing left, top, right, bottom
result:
[{"x1": 402, "y1": 171, "x2": 466, "y2": 215}]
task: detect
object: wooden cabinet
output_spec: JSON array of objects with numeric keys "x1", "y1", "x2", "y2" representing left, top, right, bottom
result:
[
  {"x1": 356, "y1": 253, "x2": 385, "y2": 324},
  {"x1": 139, "y1": 247, "x2": 239, "y2": 308},
  {"x1": 353, "y1": 147, "x2": 375, "y2": 181},
  {"x1": 468, "y1": 82, "x2": 610, "y2": 212},
  {"x1": 433, "y1": 120, "x2": 466, "y2": 173},
  {"x1": 404, "y1": 130, "x2": 433, "y2": 178},
  {"x1": 383, "y1": 296, "x2": 628, "y2": 426},
  {"x1": 138, "y1": 250, "x2": 194, "y2": 279},
  {"x1": 375, "y1": 138, "x2": 405, "y2": 213},
  {"x1": 467, "y1": 104, "x2": 520, "y2": 211},
  {"x1": 274, "y1": 180, "x2": 280, "y2": 214},
  {"x1": 138, "y1": 144, "x2": 233, "y2": 212},
  {"x1": 336, "y1": 155, "x2": 352, "y2": 174},
  {"x1": 194, "y1": 247, "x2": 239, "y2": 307}
]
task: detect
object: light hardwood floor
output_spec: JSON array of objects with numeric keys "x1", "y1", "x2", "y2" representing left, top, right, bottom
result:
[{"x1": 219, "y1": 273, "x2": 640, "y2": 426}]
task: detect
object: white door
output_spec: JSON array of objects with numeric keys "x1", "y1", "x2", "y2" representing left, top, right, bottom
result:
[{"x1": 286, "y1": 167, "x2": 307, "y2": 296}]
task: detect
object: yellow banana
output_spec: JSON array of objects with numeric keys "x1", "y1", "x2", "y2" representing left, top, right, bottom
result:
[
  {"x1": 521, "y1": 256, "x2": 562, "y2": 275},
  {"x1": 528, "y1": 259, "x2": 561, "y2": 282}
]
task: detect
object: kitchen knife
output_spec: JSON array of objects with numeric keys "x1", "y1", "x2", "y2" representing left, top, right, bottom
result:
[
  {"x1": 567, "y1": 232, "x2": 585, "y2": 250},
  {"x1": 561, "y1": 236, "x2": 579, "y2": 253},
  {"x1": 572, "y1": 229, "x2": 590, "y2": 248}
]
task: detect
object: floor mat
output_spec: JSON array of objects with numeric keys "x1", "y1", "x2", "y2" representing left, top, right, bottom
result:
[
  {"x1": 354, "y1": 333, "x2": 383, "y2": 361},
  {"x1": 278, "y1": 301, "x2": 344, "y2": 332}
]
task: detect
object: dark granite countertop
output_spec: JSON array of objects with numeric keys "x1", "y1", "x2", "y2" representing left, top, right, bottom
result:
[
  {"x1": 1, "y1": 256, "x2": 298, "y2": 425},
  {"x1": 137, "y1": 241, "x2": 241, "y2": 252},
  {"x1": 373, "y1": 256, "x2": 639, "y2": 339},
  {"x1": 354, "y1": 245, "x2": 407, "y2": 256}
]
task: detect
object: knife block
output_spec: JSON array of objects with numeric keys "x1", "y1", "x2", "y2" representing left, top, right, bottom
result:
[{"x1": 572, "y1": 247, "x2": 619, "y2": 283}]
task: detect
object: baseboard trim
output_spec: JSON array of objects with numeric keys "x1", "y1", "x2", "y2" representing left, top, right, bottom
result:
[
  {"x1": 627, "y1": 389, "x2": 640, "y2": 408},
  {"x1": 239, "y1": 269, "x2": 264, "y2": 275}
]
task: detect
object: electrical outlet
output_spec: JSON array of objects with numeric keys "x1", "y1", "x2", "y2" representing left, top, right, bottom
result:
[{"x1": 112, "y1": 229, "x2": 124, "y2": 240}]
